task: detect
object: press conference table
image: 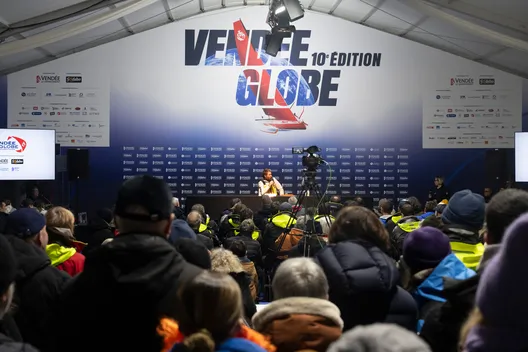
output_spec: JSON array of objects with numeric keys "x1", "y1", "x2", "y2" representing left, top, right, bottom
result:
[{"x1": 184, "y1": 195, "x2": 373, "y2": 219}]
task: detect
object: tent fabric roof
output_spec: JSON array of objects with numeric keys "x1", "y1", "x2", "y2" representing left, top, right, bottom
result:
[{"x1": 0, "y1": 0, "x2": 527, "y2": 77}]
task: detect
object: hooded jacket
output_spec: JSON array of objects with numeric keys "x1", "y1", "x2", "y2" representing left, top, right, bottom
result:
[
  {"x1": 315, "y1": 240, "x2": 417, "y2": 331},
  {"x1": 46, "y1": 227, "x2": 85, "y2": 276},
  {"x1": 420, "y1": 245, "x2": 499, "y2": 352},
  {"x1": 54, "y1": 232, "x2": 202, "y2": 352},
  {"x1": 252, "y1": 297, "x2": 343, "y2": 351},
  {"x1": 5, "y1": 235, "x2": 70, "y2": 352},
  {"x1": 410, "y1": 254, "x2": 476, "y2": 333}
]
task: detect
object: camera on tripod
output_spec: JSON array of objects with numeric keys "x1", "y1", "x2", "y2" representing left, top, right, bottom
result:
[{"x1": 292, "y1": 145, "x2": 325, "y2": 171}]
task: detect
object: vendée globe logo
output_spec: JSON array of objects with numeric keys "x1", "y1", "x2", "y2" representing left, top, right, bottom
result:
[{"x1": 0, "y1": 136, "x2": 27, "y2": 153}]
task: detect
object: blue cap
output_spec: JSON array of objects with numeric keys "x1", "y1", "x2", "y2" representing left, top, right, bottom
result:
[{"x1": 6, "y1": 208, "x2": 46, "y2": 238}]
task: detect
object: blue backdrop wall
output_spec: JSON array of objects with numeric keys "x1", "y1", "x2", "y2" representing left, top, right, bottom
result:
[{"x1": 0, "y1": 7, "x2": 526, "y2": 214}]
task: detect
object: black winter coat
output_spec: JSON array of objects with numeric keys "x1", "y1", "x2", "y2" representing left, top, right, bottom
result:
[
  {"x1": 54, "y1": 233, "x2": 202, "y2": 352},
  {"x1": 5, "y1": 235, "x2": 70, "y2": 352},
  {"x1": 315, "y1": 240, "x2": 417, "y2": 332},
  {"x1": 224, "y1": 235, "x2": 263, "y2": 268},
  {"x1": 420, "y1": 275, "x2": 479, "y2": 352}
]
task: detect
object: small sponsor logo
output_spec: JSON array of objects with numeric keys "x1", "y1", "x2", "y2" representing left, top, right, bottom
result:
[
  {"x1": 479, "y1": 78, "x2": 495, "y2": 85},
  {"x1": 66, "y1": 76, "x2": 82, "y2": 83},
  {"x1": 10, "y1": 159, "x2": 23, "y2": 164}
]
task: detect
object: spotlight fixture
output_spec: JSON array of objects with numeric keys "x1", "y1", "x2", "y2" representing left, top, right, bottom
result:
[{"x1": 265, "y1": 0, "x2": 304, "y2": 56}]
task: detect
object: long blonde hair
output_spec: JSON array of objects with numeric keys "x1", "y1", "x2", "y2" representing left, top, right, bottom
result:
[
  {"x1": 178, "y1": 271, "x2": 243, "y2": 352},
  {"x1": 459, "y1": 308, "x2": 485, "y2": 350}
]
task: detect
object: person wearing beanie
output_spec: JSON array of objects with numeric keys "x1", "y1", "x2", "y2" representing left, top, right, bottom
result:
[
  {"x1": 420, "y1": 188, "x2": 528, "y2": 352},
  {"x1": 173, "y1": 238, "x2": 212, "y2": 269},
  {"x1": 327, "y1": 323, "x2": 431, "y2": 352},
  {"x1": 0, "y1": 235, "x2": 40, "y2": 352},
  {"x1": 3, "y1": 208, "x2": 70, "y2": 352},
  {"x1": 402, "y1": 226, "x2": 475, "y2": 333},
  {"x1": 441, "y1": 190, "x2": 485, "y2": 270},
  {"x1": 462, "y1": 212, "x2": 528, "y2": 351}
]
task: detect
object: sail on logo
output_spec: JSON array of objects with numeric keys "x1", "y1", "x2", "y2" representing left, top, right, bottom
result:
[{"x1": 0, "y1": 136, "x2": 27, "y2": 153}]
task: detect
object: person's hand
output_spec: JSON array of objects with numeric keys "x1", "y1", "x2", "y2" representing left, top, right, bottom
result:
[{"x1": 269, "y1": 180, "x2": 274, "y2": 186}]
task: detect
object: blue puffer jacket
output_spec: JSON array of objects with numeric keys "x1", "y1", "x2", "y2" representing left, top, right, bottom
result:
[
  {"x1": 315, "y1": 239, "x2": 418, "y2": 331},
  {"x1": 412, "y1": 253, "x2": 476, "y2": 333}
]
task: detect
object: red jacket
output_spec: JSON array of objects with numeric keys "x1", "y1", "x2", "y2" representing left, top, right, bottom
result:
[
  {"x1": 56, "y1": 252, "x2": 85, "y2": 276},
  {"x1": 46, "y1": 243, "x2": 85, "y2": 276}
]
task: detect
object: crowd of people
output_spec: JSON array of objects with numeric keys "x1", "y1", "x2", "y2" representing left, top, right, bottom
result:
[{"x1": 0, "y1": 174, "x2": 527, "y2": 352}]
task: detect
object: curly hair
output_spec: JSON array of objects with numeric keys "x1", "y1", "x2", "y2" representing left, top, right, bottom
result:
[{"x1": 210, "y1": 248, "x2": 244, "y2": 274}]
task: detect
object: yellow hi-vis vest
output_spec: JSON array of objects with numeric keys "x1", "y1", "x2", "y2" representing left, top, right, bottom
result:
[
  {"x1": 198, "y1": 223, "x2": 208, "y2": 233},
  {"x1": 270, "y1": 212, "x2": 296, "y2": 229},
  {"x1": 397, "y1": 220, "x2": 421, "y2": 233},
  {"x1": 314, "y1": 215, "x2": 336, "y2": 223},
  {"x1": 233, "y1": 230, "x2": 260, "y2": 241},
  {"x1": 450, "y1": 241, "x2": 485, "y2": 270}
]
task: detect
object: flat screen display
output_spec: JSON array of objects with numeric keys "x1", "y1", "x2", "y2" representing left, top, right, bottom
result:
[
  {"x1": 515, "y1": 132, "x2": 528, "y2": 182},
  {"x1": 0, "y1": 129, "x2": 56, "y2": 180}
]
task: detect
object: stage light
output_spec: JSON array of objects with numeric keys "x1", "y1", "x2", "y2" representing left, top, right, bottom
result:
[
  {"x1": 275, "y1": 5, "x2": 286, "y2": 14},
  {"x1": 265, "y1": 0, "x2": 304, "y2": 56}
]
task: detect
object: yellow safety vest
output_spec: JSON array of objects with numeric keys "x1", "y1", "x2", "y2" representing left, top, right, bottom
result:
[
  {"x1": 233, "y1": 230, "x2": 260, "y2": 241},
  {"x1": 450, "y1": 241, "x2": 485, "y2": 271}
]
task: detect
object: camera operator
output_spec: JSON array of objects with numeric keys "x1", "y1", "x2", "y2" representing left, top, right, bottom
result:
[{"x1": 258, "y1": 168, "x2": 284, "y2": 196}]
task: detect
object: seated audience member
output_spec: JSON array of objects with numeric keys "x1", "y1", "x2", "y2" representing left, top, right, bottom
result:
[
  {"x1": 378, "y1": 198, "x2": 393, "y2": 225},
  {"x1": 45, "y1": 206, "x2": 85, "y2": 276},
  {"x1": 385, "y1": 199, "x2": 414, "y2": 235},
  {"x1": 420, "y1": 215, "x2": 443, "y2": 229},
  {"x1": 219, "y1": 203, "x2": 246, "y2": 241},
  {"x1": 172, "y1": 197, "x2": 185, "y2": 220},
  {"x1": 483, "y1": 187, "x2": 493, "y2": 203},
  {"x1": 229, "y1": 240, "x2": 258, "y2": 301},
  {"x1": 170, "y1": 219, "x2": 197, "y2": 242},
  {"x1": 460, "y1": 213, "x2": 528, "y2": 352},
  {"x1": 82, "y1": 208, "x2": 114, "y2": 256},
  {"x1": 421, "y1": 188, "x2": 528, "y2": 352},
  {"x1": 4, "y1": 208, "x2": 70, "y2": 351},
  {"x1": 224, "y1": 219, "x2": 262, "y2": 268},
  {"x1": 441, "y1": 190, "x2": 485, "y2": 270},
  {"x1": 434, "y1": 202, "x2": 446, "y2": 218},
  {"x1": 401, "y1": 227, "x2": 475, "y2": 333},
  {"x1": 3, "y1": 200, "x2": 15, "y2": 214},
  {"x1": 253, "y1": 258, "x2": 343, "y2": 351},
  {"x1": 210, "y1": 248, "x2": 257, "y2": 321},
  {"x1": 254, "y1": 195, "x2": 274, "y2": 234},
  {"x1": 34, "y1": 200, "x2": 47, "y2": 215},
  {"x1": 191, "y1": 203, "x2": 219, "y2": 236},
  {"x1": 315, "y1": 206, "x2": 417, "y2": 332},
  {"x1": 418, "y1": 201, "x2": 437, "y2": 221},
  {"x1": 0, "y1": 235, "x2": 39, "y2": 352},
  {"x1": 157, "y1": 271, "x2": 275, "y2": 352},
  {"x1": 327, "y1": 324, "x2": 432, "y2": 352},
  {"x1": 221, "y1": 197, "x2": 242, "y2": 217},
  {"x1": 55, "y1": 175, "x2": 202, "y2": 352},
  {"x1": 287, "y1": 196, "x2": 300, "y2": 213},
  {"x1": 173, "y1": 238, "x2": 212, "y2": 270},
  {"x1": 20, "y1": 199, "x2": 34, "y2": 209},
  {"x1": 325, "y1": 195, "x2": 343, "y2": 218},
  {"x1": 187, "y1": 211, "x2": 214, "y2": 250},
  {"x1": 263, "y1": 204, "x2": 296, "y2": 255},
  {"x1": 389, "y1": 201, "x2": 421, "y2": 259},
  {"x1": 0, "y1": 202, "x2": 8, "y2": 234}
]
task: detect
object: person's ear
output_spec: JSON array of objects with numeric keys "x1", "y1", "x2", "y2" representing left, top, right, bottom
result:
[{"x1": 164, "y1": 214, "x2": 175, "y2": 238}]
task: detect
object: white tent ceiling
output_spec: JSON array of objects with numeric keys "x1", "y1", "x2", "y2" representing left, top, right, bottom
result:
[{"x1": 0, "y1": 0, "x2": 527, "y2": 78}]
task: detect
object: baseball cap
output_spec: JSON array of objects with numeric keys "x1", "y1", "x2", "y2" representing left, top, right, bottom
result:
[
  {"x1": 114, "y1": 175, "x2": 173, "y2": 222},
  {"x1": 6, "y1": 208, "x2": 46, "y2": 238}
]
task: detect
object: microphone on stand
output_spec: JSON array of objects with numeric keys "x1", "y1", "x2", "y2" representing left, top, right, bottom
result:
[{"x1": 40, "y1": 194, "x2": 53, "y2": 208}]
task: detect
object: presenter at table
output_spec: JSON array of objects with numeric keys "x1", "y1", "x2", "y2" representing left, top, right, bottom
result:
[{"x1": 258, "y1": 168, "x2": 284, "y2": 196}]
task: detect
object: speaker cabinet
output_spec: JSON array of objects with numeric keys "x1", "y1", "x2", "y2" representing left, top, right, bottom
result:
[{"x1": 67, "y1": 149, "x2": 90, "y2": 181}]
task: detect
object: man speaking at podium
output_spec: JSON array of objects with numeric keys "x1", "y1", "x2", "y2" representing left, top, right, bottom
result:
[{"x1": 258, "y1": 168, "x2": 284, "y2": 196}]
